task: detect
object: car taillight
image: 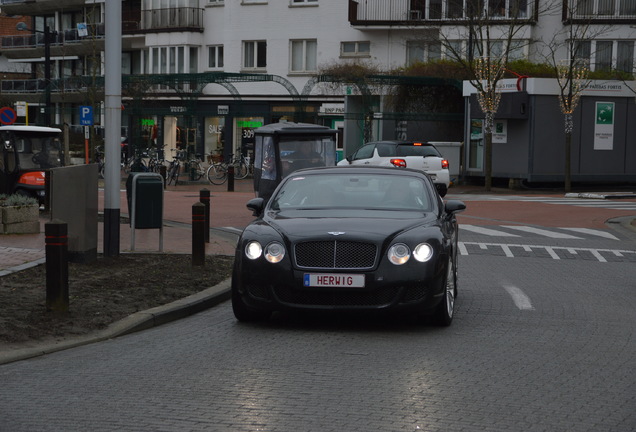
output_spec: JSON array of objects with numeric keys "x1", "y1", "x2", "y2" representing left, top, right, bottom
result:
[
  {"x1": 441, "y1": 159, "x2": 449, "y2": 169},
  {"x1": 390, "y1": 158, "x2": 407, "y2": 168}
]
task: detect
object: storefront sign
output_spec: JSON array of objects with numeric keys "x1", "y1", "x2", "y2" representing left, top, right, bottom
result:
[
  {"x1": 594, "y1": 102, "x2": 614, "y2": 150},
  {"x1": 492, "y1": 120, "x2": 507, "y2": 143},
  {"x1": 218, "y1": 105, "x2": 229, "y2": 115},
  {"x1": 319, "y1": 103, "x2": 345, "y2": 115}
]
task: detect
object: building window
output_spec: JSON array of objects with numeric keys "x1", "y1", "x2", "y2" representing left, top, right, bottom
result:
[
  {"x1": 340, "y1": 41, "x2": 370, "y2": 57},
  {"x1": 207, "y1": 0, "x2": 224, "y2": 4},
  {"x1": 595, "y1": 41, "x2": 613, "y2": 71},
  {"x1": 572, "y1": 0, "x2": 636, "y2": 16},
  {"x1": 291, "y1": 0, "x2": 318, "y2": 4},
  {"x1": 189, "y1": 47, "x2": 199, "y2": 73},
  {"x1": 573, "y1": 40, "x2": 635, "y2": 73},
  {"x1": 406, "y1": 41, "x2": 441, "y2": 65},
  {"x1": 617, "y1": 41, "x2": 635, "y2": 73},
  {"x1": 243, "y1": 41, "x2": 267, "y2": 69},
  {"x1": 208, "y1": 45, "x2": 224, "y2": 69},
  {"x1": 290, "y1": 40, "x2": 317, "y2": 73}
]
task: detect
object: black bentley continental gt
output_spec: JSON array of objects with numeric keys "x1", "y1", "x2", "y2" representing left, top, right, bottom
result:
[{"x1": 231, "y1": 166, "x2": 466, "y2": 326}]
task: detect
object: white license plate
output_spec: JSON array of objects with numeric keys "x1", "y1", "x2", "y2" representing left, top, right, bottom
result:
[{"x1": 304, "y1": 273, "x2": 365, "y2": 288}]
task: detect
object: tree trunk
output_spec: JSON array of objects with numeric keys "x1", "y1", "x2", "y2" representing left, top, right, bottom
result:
[
  {"x1": 564, "y1": 130, "x2": 572, "y2": 192},
  {"x1": 484, "y1": 130, "x2": 493, "y2": 191}
]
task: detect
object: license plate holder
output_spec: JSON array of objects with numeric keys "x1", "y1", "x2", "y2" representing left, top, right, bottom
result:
[{"x1": 304, "y1": 273, "x2": 365, "y2": 288}]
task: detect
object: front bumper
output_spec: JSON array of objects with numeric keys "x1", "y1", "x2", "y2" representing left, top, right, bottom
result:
[{"x1": 235, "y1": 259, "x2": 447, "y2": 314}]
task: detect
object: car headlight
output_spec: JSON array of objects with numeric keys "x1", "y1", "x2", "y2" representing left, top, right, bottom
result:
[
  {"x1": 264, "y1": 242, "x2": 286, "y2": 263},
  {"x1": 388, "y1": 243, "x2": 410, "y2": 265},
  {"x1": 245, "y1": 241, "x2": 263, "y2": 260},
  {"x1": 413, "y1": 243, "x2": 433, "y2": 262}
]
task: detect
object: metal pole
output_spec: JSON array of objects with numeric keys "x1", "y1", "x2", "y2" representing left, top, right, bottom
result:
[
  {"x1": 44, "y1": 25, "x2": 51, "y2": 126},
  {"x1": 103, "y1": 1, "x2": 122, "y2": 257}
]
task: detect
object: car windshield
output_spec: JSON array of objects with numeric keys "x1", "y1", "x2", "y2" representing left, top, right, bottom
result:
[
  {"x1": 395, "y1": 144, "x2": 440, "y2": 157},
  {"x1": 270, "y1": 173, "x2": 433, "y2": 211}
]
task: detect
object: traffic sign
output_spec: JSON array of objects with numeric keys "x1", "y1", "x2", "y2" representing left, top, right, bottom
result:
[
  {"x1": 0, "y1": 107, "x2": 17, "y2": 125},
  {"x1": 80, "y1": 106, "x2": 93, "y2": 126}
]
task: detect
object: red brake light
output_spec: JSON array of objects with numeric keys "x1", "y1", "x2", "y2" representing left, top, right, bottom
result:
[
  {"x1": 413, "y1": 142, "x2": 423, "y2": 146},
  {"x1": 390, "y1": 159, "x2": 407, "y2": 168},
  {"x1": 441, "y1": 159, "x2": 449, "y2": 169}
]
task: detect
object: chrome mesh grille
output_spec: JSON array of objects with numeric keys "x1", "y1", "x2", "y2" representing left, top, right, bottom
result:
[{"x1": 294, "y1": 241, "x2": 377, "y2": 269}]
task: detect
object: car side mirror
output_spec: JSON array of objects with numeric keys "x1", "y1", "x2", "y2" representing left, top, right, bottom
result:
[
  {"x1": 246, "y1": 197, "x2": 265, "y2": 217},
  {"x1": 444, "y1": 200, "x2": 466, "y2": 219}
]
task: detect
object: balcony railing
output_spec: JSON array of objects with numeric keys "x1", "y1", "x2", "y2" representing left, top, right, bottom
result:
[
  {"x1": 0, "y1": 24, "x2": 105, "y2": 50},
  {"x1": 140, "y1": 7, "x2": 204, "y2": 31},
  {"x1": 348, "y1": 0, "x2": 536, "y2": 24},
  {"x1": 1, "y1": 76, "x2": 104, "y2": 94}
]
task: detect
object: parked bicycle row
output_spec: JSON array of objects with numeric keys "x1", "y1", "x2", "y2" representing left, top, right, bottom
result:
[{"x1": 96, "y1": 145, "x2": 253, "y2": 186}]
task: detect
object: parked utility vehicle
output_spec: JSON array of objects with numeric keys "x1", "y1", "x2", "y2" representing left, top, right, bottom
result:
[{"x1": 0, "y1": 125, "x2": 64, "y2": 204}]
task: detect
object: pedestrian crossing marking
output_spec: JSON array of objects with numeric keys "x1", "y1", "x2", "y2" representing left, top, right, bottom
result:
[
  {"x1": 460, "y1": 224, "x2": 620, "y2": 240},
  {"x1": 501, "y1": 225, "x2": 582, "y2": 239},
  {"x1": 560, "y1": 227, "x2": 619, "y2": 240},
  {"x1": 458, "y1": 242, "x2": 636, "y2": 262},
  {"x1": 461, "y1": 225, "x2": 520, "y2": 237}
]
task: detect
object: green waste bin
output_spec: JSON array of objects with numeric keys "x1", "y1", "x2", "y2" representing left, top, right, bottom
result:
[{"x1": 126, "y1": 173, "x2": 163, "y2": 229}]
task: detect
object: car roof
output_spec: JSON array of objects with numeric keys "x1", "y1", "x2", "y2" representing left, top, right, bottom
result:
[
  {"x1": 365, "y1": 140, "x2": 437, "y2": 146},
  {"x1": 289, "y1": 165, "x2": 431, "y2": 178}
]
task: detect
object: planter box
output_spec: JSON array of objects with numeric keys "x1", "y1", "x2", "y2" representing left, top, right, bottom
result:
[{"x1": 1, "y1": 205, "x2": 40, "y2": 234}]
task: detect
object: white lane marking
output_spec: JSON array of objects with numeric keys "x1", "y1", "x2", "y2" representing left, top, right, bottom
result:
[
  {"x1": 590, "y1": 250, "x2": 607, "y2": 263},
  {"x1": 500, "y1": 244, "x2": 514, "y2": 258},
  {"x1": 501, "y1": 225, "x2": 582, "y2": 239},
  {"x1": 458, "y1": 242, "x2": 468, "y2": 256},
  {"x1": 461, "y1": 225, "x2": 520, "y2": 237},
  {"x1": 544, "y1": 247, "x2": 560, "y2": 260},
  {"x1": 560, "y1": 227, "x2": 619, "y2": 240},
  {"x1": 503, "y1": 285, "x2": 535, "y2": 310}
]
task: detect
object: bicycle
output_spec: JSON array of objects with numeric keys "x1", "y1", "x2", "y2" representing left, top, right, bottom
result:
[
  {"x1": 146, "y1": 147, "x2": 165, "y2": 173},
  {"x1": 184, "y1": 153, "x2": 205, "y2": 181},
  {"x1": 95, "y1": 145, "x2": 105, "y2": 178},
  {"x1": 166, "y1": 148, "x2": 186, "y2": 186},
  {"x1": 206, "y1": 153, "x2": 249, "y2": 185}
]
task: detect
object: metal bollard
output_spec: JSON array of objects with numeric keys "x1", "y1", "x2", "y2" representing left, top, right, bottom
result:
[
  {"x1": 227, "y1": 165, "x2": 234, "y2": 192},
  {"x1": 45, "y1": 220, "x2": 69, "y2": 313},
  {"x1": 199, "y1": 188, "x2": 210, "y2": 243},
  {"x1": 192, "y1": 202, "x2": 205, "y2": 266}
]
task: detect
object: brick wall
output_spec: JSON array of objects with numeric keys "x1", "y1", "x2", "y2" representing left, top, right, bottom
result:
[{"x1": 0, "y1": 15, "x2": 28, "y2": 36}]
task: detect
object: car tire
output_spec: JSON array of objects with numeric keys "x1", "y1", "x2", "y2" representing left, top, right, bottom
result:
[
  {"x1": 231, "y1": 269, "x2": 270, "y2": 322},
  {"x1": 433, "y1": 255, "x2": 456, "y2": 327}
]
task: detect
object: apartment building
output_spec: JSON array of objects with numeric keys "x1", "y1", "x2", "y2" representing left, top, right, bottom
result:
[{"x1": 0, "y1": 0, "x2": 634, "y2": 177}]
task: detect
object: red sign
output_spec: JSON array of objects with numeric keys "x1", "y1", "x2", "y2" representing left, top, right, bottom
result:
[{"x1": 0, "y1": 107, "x2": 17, "y2": 125}]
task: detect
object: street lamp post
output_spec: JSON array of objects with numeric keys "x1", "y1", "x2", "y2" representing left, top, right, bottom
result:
[{"x1": 17, "y1": 22, "x2": 54, "y2": 126}]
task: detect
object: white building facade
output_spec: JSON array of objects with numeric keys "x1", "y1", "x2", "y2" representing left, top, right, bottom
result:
[{"x1": 0, "y1": 0, "x2": 634, "y2": 178}]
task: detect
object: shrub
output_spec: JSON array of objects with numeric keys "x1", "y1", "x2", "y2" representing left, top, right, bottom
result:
[{"x1": 0, "y1": 194, "x2": 39, "y2": 208}]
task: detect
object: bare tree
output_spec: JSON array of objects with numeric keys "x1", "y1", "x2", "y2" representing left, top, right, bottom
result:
[
  {"x1": 409, "y1": 0, "x2": 556, "y2": 190},
  {"x1": 537, "y1": 3, "x2": 612, "y2": 191}
]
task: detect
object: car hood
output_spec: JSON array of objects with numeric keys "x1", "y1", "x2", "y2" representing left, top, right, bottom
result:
[{"x1": 263, "y1": 210, "x2": 439, "y2": 243}]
